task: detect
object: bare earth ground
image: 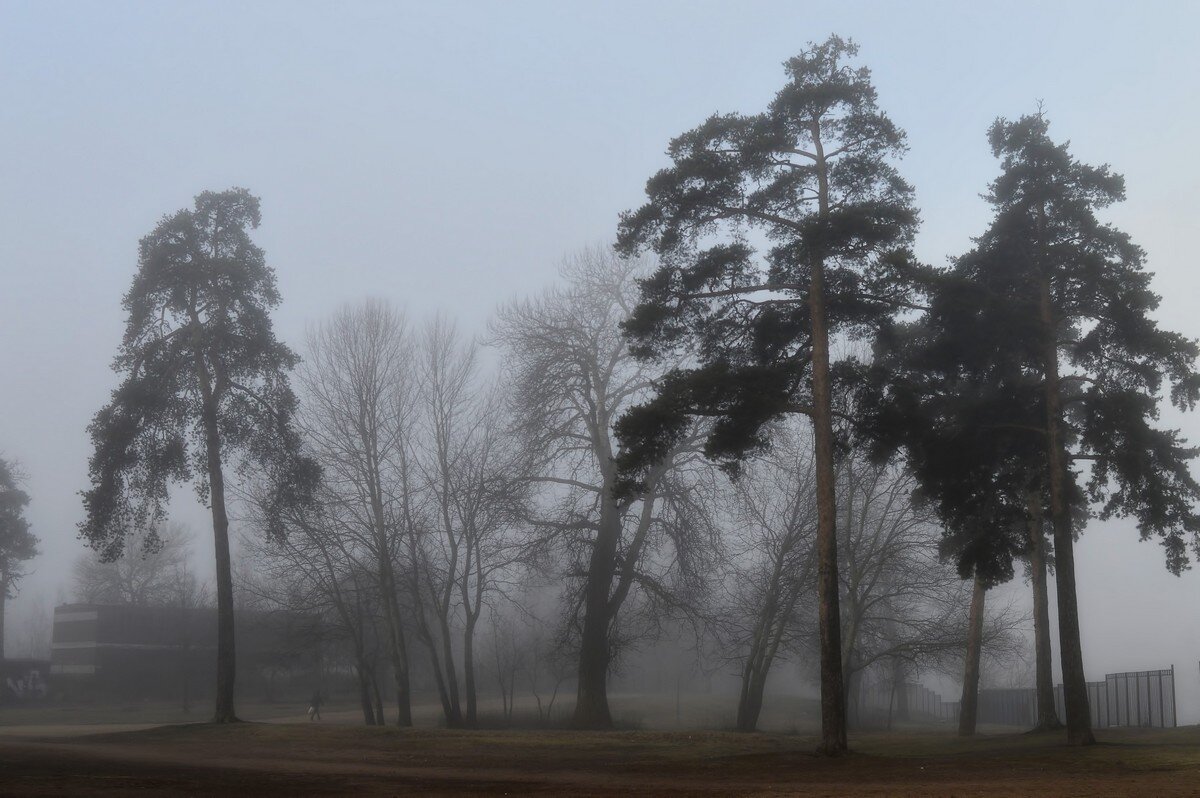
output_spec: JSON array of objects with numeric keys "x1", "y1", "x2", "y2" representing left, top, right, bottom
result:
[{"x1": 4, "y1": 715, "x2": 1200, "y2": 796}]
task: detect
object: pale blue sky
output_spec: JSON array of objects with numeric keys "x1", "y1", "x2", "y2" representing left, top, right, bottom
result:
[{"x1": 2, "y1": 0, "x2": 1199, "y2": 709}]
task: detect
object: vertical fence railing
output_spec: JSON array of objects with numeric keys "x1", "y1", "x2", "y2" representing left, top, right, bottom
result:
[
  {"x1": 1054, "y1": 667, "x2": 1175, "y2": 729},
  {"x1": 855, "y1": 679, "x2": 960, "y2": 725},
  {"x1": 854, "y1": 665, "x2": 1175, "y2": 730}
]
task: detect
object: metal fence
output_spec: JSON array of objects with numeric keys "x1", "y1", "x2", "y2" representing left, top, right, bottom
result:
[
  {"x1": 858, "y1": 665, "x2": 1176, "y2": 730},
  {"x1": 1054, "y1": 667, "x2": 1177, "y2": 729},
  {"x1": 858, "y1": 680, "x2": 959, "y2": 723},
  {"x1": 976, "y1": 687, "x2": 1036, "y2": 727}
]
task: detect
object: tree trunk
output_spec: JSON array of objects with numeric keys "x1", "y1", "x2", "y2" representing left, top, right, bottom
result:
[
  {"x1": 425, "y1": 632, "x2": 455, "y2": 722},
  {"x1": 958, "y1": 573, "x2": 986, "y2": 736},
  {"x1": 809, "y1": 257, "x2": 848, "y2": 755},
  {"x1": 437, "y1": 612, "x2": 462, "y2": 726},
  {"x1": 368, "y1": 467, "x2": 412, "y2": 727},
  {"x1": 411, "y1": 560, "x2": 453, "y2": 723},
  {"x1": 463, "y1": 621, "x2": 478, "y2": 727},
  {"x1": 1039, "y1": 280, "x2": 1095, "y2": 746},
  {"x1": 369, "y1": 669, "x2": 385, "y2": 726},
  {"x1": 809, "y1": 121, "x2": 848, "y2": 756},
  {"x1": 736, "y1": 657, "x2": 769, "y2": 732},
  {"x1": 202, "y1": 398, "x2": 238, "y2": 724},
  {"x1": 355, "y1": 659, "x2": 377, "y2": 725},
  {"x1": 1026, "y1": 491, "x2": 1062, "y2": 731},
  {"x1": 507, "y1": 663, "x2": 517, "y2": 722},
  {"x1": 573, "y1": 498, "x2": 620, "y2": 728},
  {"x1": 0, "y1": 586, "x2": 6, "y2": 661},
  {"x1": 377, "y1": 562, "x2": 412, "y2": 727}
]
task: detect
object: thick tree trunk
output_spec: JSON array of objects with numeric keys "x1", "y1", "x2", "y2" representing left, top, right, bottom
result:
[
  {"x1": 958, "y1": 573, "x2": 986, "y2": 736},
  {"x1": 1039, "y1": 280, "x2": 1095, "y2": 746},
  {"x1": 202, "y1": 399, "x2": 238, "y2": 724},
  {"x1": 381, "y1": 591, "x2": 410, "y2": 724},
  {"x1": 809, "y1": 120, "x2": 848, "y2": 756},
  {"x1": 1026, "y1": 492, "x2": 1062, "y2": 731},
  {"x1": 355, "y1": 660, "x2": 377, "y2": 725},
  {"x1": 0, "y1": 586, "x2": 6, "y2": 661},
  {"x1": 389, "y1": 626, "x2": 413, "y2": 726},
  {"x1": 809, "y1": 257, "x2": 848, "y2": 755},
  {"x1": 574, "y1": 499, "x2": 620, "y2": 728}
]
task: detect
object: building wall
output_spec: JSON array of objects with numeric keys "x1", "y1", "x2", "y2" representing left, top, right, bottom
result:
[{"x1": 50, "y1": 603, "x2": 320, "y2": 702}]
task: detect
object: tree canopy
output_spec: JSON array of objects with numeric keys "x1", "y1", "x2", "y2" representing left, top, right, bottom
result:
[
  {"x1": 923, "y1": 114, "x2": 1200, "y2": 574},
  {"x1": 80, "y1": 188, "x2": 316, "y2": 560},
  {"x1": 866, "y1": 112, "x2": 1200, "y2": 746},
  {"x1": 614, "y1": 35, "x2": 923, "y2": 477}
]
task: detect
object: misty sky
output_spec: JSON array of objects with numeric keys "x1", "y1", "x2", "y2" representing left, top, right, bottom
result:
[{"x1": 3, "y1": 1, "x2": 1199, "y2": 713}]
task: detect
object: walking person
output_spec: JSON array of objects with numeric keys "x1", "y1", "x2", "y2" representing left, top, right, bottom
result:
[{"x1": 308, "y1": 690, "x2": 323, "y2": 721}]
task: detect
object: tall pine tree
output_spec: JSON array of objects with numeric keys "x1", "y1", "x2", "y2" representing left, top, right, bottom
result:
[
  {"x1": 864, "y1": 307, "x2": 1062, "y2": 730},
  {"x1": 614, "y1": 36, "x2": 922, "y2": 754},
  {"x1": 81, "y1": 188, "x2": 318, "y2": 723},
  {"x1": 877, "y1": 113, "x2": 1200, "y2": 745}
]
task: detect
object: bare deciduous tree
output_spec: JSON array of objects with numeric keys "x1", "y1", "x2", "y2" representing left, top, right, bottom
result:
[
  {"x1": 298, "y1": 300, "x2": 417, "y2": 725},
  {"x1": 836, "y1": 456, "x2": 999, "y2": 725},
  {"x1": 494, "y1": 248, "x2": 716, "y2": 728},
  {"x1": 410, "y1": 317, "x2": 527, "y2": 727},
  {"x1": 240, "y1": 495, "x2": 388, "y2": 726},
  {"x1": 72, "y1": 523, "x2": 197, "y2": 606},
  {"x1": 719, "y1": 422, "x2": 818, "y2": 732}
]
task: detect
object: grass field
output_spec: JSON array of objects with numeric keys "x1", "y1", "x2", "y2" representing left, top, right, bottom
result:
[{"x1": 2, "y1": 702, "x2": 1200, "y2": 796}]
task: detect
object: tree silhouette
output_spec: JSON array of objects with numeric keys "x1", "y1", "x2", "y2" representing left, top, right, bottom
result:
[
  {"x1": 614, "y1": 36, "x2": 921, "y2": 754},
  {"x1": 80, "y1": 188, "x2": 317, "y2": 723},
  {"x1": 875, "y1": 113, "x2": 1200, "y2": 745}
]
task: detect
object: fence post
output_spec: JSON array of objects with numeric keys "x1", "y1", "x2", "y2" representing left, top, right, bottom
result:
[
  {"x1": 1158, "y1": 670, "x2": 1164, "y2": 728},
  {"x1": 1107, "y1": 675, "x2": 1112, "y2": 728},
  {"x1": 1125, "y1": 673, "x2": 1131, "y2": 726},
  {"x1": 1137, "y1": 672, "x2": 1144, "y2": 727},
  {"x1": 1172, "y1": 665, "x2": 1177, "y2": 728}
]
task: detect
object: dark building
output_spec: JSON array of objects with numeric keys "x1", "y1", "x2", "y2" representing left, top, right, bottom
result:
[{"x1": 50, "y1": 603, "x2": 321, "y2": 703}]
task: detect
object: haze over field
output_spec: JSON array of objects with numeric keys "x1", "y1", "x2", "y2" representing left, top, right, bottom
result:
[{"x1": 2, "y1": 0, "x2": 1200, "y2": 727}]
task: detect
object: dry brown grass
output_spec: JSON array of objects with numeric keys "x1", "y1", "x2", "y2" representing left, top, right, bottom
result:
[{"x1": 2, "y1": 719, "x2": 1200, "y2": 795}]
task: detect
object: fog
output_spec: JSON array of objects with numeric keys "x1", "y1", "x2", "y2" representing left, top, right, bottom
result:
[{"x1": 3, "y1": 0, "x2": 1200, "y2": 735}]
